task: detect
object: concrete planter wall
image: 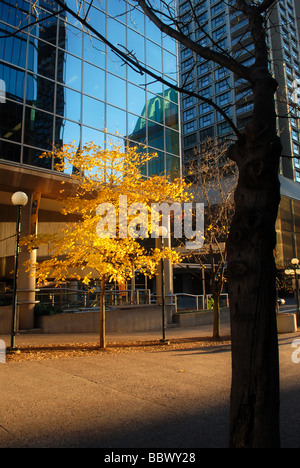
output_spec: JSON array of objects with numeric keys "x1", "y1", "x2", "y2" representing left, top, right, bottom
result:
[
  {"x1": 277, "y1": 313, "x2": 297, "y2": 333},
  {"x1": 173, "y1": 309, "x2": 230, "y2": 327},
  {"x1": 0, "y1": 306, "x2": 15, "y2": 334},
  {"x1": 38, "y1": 305, "x2": 163, "y2": 334}
]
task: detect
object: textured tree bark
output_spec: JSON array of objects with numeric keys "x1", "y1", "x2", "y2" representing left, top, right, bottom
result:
[{"x1": 227, "y1": 72, "x2": 282, "y2": 447}]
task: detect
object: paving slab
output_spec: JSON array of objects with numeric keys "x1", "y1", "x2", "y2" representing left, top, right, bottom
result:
[{"x1": 0, "y1": 325, "x2": 299, "y2": 449}]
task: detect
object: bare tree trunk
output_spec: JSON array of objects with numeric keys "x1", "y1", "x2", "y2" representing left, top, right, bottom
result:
[
  {"x1": 227, "y1": 72, "x2": 281, "y2": 447},
  {"x1": 213, "y1": 294, "x2": 220, "y2": 339},
  {"x1": 99, "y1": 277, "x2": 106, "y2": 349}
]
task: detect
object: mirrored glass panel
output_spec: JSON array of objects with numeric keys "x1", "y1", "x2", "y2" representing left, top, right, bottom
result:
[
  {"x1": 84, "y1": 35, "x2": 106, "y2": 69},
  {"x1": 147, "y1": 93, "x2": 164, "y2": 125},
  {"x1": 59, "y1": 21, "x2": 83, "y2": 58},
  {"x1": 128, "y1": 7, "x2": 145, "y2": 34},
  {"x1": 127, "y1": 114, "x2": 146, "y2": 145},
  {"x1": 127, "y1": 29, "x2": 145, "y2": 64},
  {"x1": 82, "y1": 95, "x2": 105, "y2": 129},
  {"x1": 107, "y1": 73, "x2": 126, "y2": 109},
  {"x1": 55, "y1": 117, "x2": 80, "y2": 149},
  {"x1": 106, "y1": 105, "x2": 126, "y2": 136},
  {"x1": 163, "y1": 49, "x2": 177, "y2": 78},
  {"x1": 62, "y1": 53, "x2": 82, "y2": 90},
  {"x1": 148, "y1": 121, "x2": 164, "y2": 151},
  {"x1": 31, "y1": 38, "x2": 56, "y2": 80},
  {"x1": 83, "y1": 62, "x2": 105, "y2": 101},
  {"x1": 166, "y1": 154, "x2": 180, "y2": 180},
  {"x1": 0, "y1": 26, "x2": 27, "y2": 69},
  {"x1": 0, "y1": 63, "x2": 25, "y2": 102},
  {"x1": 107, "y1": 0, "x2": 127, "y2": 20},
  {"x1": 24, "y1": 107, "x2": 54, "y2": 150},
  {"x1": 148, "y1": 150, "x2": 165, "y2": 176},
  {"x1": 82, "y1": 125, "x2": 105, "y2": 147},
  {"x1": 146, "y1": 40, "x2": 163, "y2": 72},
  {"x1": 165, "y1": 128, "x2": 179, "y2": 155},
  {"x1": 56, "y1": 85, "x2": 81, "y2": 122},
  {"x1": 26, "y1": 74, "x2": 55, "y2": 113},
  {"x1": 128, "y1": 83, "x2": 146, "y2": 116}
]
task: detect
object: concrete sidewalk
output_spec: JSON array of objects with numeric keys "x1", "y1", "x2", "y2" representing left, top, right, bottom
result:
[
  {"x1": 0, "y1": 324, "x2": 299, "y2": 449},
  {"x1": 0, "y1": 322, "x2": 231, "y2": 348}
]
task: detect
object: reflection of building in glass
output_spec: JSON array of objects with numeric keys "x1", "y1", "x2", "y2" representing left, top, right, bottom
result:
[
  {"x1": 128, "y1": 88, "x2": 180, "y2": 179},
  {"x1": 0, "y1": 0, "x2": 180, "y2": 174},
  {"x1": 0, "y1": 0, "x2": 180, "y2": 328}
]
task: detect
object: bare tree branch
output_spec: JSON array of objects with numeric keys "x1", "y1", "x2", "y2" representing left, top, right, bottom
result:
[{"x1": 135, "y1": 0, "x2": 252, "y2": 82}]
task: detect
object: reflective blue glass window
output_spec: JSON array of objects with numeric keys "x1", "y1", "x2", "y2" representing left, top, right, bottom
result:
[
  {"x1": 63, "y1": 53, "x2": 82, "y2": 90},
  {"x1": 82, "y1": 125, "x2": 105, "y2": 147},
  {"x1": 148, "y1": 121, "x2": 164, "y2": 151},
  {"x1": 56, "y1": 85, "x2": 81, "y2": 122},
  {"x1": 165, "y1": 128, "x2": 179, "y2": 155},
  {"x1": 107, "y1": 73, "x2": 126, "y2": 109},
  {"x1": 24, "y1": 107, "x2": 54, "y2": 150},
  {"x1": 145, "y1": 17, "x2": 161, "y2": 44},
  {"x1": 128, "y1": 83, "x2": 146, "y2": 116},
  {"x1": 26, "y1": 73, "x2": 55, "y2": 113},
  {"x1": 0, "y1": 0, "x2": 29, "y2": 27},
  {"x1": 148, "y1": 150, "x2": 165, "y2": 176},
  {"x1": 146, "y1": 80, "x2": 163, "y2": 96},
  {"x1": 163, "y1": 49, "x2": 177, "y2": 78},
  {"x1": 0, "y1": 26, "x2": 27, "y2": 69},
  {"x1": 146, "y1": 40, "x2": 163, "y2": 72},
  {"x1": 82, "y1": 95, "x2": 105, "y2": 129},
  {"x1": 107, "y1": 0, "x2": 127, "y2": 20},
  {"x1": 147, "y1": 93, "x2": 164, "y2": 125},
  {"x1": 86, "y1": 6, "x2": 106, "y2": 37},
  {"x1": 166, "y1": 154, "x2": 180, "y2": 180},
  {"x1": 106, "y1": 105, "x2": 126, "y2": 137},
  {"x1": 59, "y1": 21, "x2": 83, "y2": 58},
  {"x1": 128, "y1": 29, "x2": 145, "y2": 64},
  {"x1": 36, "y1": 8, "x2": 58, "y2": 45},
  {"x1": 84, "y1": 35, "x2": 106, "y2": 69},
  {"x1": 128, "y1": 7, "x2": 145, "y2": 35},
  {"x1": 83, "y1": 62, "x2": 105, "y2": 101},
  {"x1": 55, "y1": 117, "x2": 80, "y2": 148},
  {"x1": 165, "y1": 100, "x2": 178, "y2": 130},
  {"x1": 128, "y1": 114, "x2": 146, "y2": 145},
  {"x1": 0, "y1": 63, "x2": 25, "y2": 102},
  {"x1": 29, "y1": 38, "x2": 56, "y2": 80}
]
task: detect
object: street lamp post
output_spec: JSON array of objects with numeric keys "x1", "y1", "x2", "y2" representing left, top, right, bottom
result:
[
  {"x1": 285, "y1": 257, "x2": 300, "y2": 326},
  {"x1": 158, "y1": 226, "x2": 169, "y2": 344},
  {"x1": 8, "y1": 192, "x2": 28, "y2": 352}
]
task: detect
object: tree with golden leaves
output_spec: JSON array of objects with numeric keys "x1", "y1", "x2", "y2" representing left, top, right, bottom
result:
[{"x1": 23, "y1": 140, "x2": 191, "y2": 348}]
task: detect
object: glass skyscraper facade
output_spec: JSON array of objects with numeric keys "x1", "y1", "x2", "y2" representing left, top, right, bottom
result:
[{"x1": 0, "y1": 0, "x2": 180, "y2": 178}]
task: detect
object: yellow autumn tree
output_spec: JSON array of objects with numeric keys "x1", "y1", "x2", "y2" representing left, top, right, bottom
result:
[{"x1": 23, "y1": 140, "x2": 191, "y2": 348}]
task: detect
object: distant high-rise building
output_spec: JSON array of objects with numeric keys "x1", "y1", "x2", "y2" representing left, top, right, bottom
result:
[
  {"x1": 178, "y1": 0, "x2": 300, "y2": 183},
  {"x1": 177, "y1": 0, "x2": 300, "y2": 267}
]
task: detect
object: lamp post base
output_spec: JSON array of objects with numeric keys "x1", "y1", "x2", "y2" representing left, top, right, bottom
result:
[
  {"x1": 160, "y1": 339, "x2": 170, "y2": 345},
  {"x1": 7, "y1": 347, "x2": 21, "y2": 354}
]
